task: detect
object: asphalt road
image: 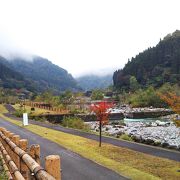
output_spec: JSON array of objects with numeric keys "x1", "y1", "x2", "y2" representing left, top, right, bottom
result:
[
  {"x1": 3, "y1": 102, "x2": 180, "y2": 162},
  {"x1": 0, "y1": 117, "x2": 127, "y2": 180},
  {"x1": 6, "y1": 112, "x2": 179, "y2": 162}
]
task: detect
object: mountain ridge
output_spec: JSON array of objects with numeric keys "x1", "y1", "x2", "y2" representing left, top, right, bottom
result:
[
  {"x1": 113, "y1": 30, "x2": 180, "y2": 90},
  {"x1": 0, "y1": 56, "x2": 36, "y2": 91},
  {"x1": 0, "y1": 55, "x2": 80, "y2": 92}
]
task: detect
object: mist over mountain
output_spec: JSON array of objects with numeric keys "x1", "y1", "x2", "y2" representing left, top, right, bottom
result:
[
  {"x1": 76, "y1": 74, "x2": 113, "y2": 91},
  {"x1": 113, "y1": 30, "x2": 180, "y2": 90},
  {"x1": 0, "y1": 54, "x2": 80, "y2": 92},
  {"x1": 0, "y1": 56, "x2": 36, "y2": 91}
]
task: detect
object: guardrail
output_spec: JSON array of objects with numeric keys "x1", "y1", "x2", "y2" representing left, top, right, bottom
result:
[{"x1": 0, "y1": 127, "x2": 61, "y2": 180}]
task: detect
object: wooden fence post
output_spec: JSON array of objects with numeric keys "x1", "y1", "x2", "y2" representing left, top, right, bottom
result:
[
  {"x1": 9, "y1": 133, "x2": 15, "y2": 160},
  {"x1": 29, "y1": 144, "x2": 41, "y2": 179},
  {"x1": 12, "y1": 135, "x2": 20, "y2": 169},
  {"x1": 0, "y1": 131, "x2": 56, "y2": 180},
  {"x1": 9, "y1": 133, "x2": 15, "y2": 139},
  {"x1": 2, "y1": 129, "x2": 8, "y2": 149},
  {"x1": 0, "y1": 127, "x2": 5, "y2": 132},
  {"x1": 45, "y1": 155, "x2": 61, "y2": 180},
  {"x1": 5, "y1": 131, "x2": 11, "y2": 155},
  {"x1": 0, "y1": 127, "x2": 5, "y2": 142},
  {"x1": 29, "y1": 144, "x2": 41, "y2": 165},
  {"x1": 19, "y1": 139, "x2": 29, "y2": 180}
]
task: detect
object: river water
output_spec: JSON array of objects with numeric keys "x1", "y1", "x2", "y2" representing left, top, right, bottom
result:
[{"x1": 123, "y1": 117, "x2": 170, "y2": 123}]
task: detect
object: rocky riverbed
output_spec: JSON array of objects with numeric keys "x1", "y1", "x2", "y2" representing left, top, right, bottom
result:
[
  {"x1": 109, "y1": 106, "x2": 173, "y2": 119},
  {"x1": 86, "y1": 117, "x2": 180, "y2": 150}
]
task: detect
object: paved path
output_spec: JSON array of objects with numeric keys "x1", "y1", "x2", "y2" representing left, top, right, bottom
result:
[
  {"x1": 0, "y1": 117, "x2": 127, "y2": 180},
  {"x1": 4, "y1": 104, "x2": 180, "y2": 162},
  {"x1": 4, "y1": 104, "x2": 16, "y2": 113}
]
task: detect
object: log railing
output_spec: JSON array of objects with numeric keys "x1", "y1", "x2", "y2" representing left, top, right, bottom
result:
[
  {"x1": 0, "y1": 127, "x2": 61, "y2": 180},
  {"x1": 24, "y1": 101, "x2": 69, "y2": 114}
]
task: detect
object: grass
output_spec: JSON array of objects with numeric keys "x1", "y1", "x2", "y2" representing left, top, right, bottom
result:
[
  {"x1": 12, "y1": 104, "x2": 57, "y2": 116},
  {"x1": 119, "y1": 134, "x2": 134, "y2": 141},
  {"x1": 0, "y1": 104, "x2": 8, "y2": 113},
  {"x1": 0, "y1": 104, "x2": 180, "y2": 180}
]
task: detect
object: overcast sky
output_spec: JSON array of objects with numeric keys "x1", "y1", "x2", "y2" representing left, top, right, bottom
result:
[{"x1": 0, "y1": 0, "x2": 180, "y2": 77}]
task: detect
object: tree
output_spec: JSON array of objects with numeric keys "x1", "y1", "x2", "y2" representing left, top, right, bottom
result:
[
  {"x1": 90, "y1": 101, "x2": 113, "y2": 147},
  {"x1": 59, "y1": 90, "x2": 74, "y2": 109},
  {"x1": 113, "y1": 30, "x2": 180, "y2": 90},
  {"x1": 34, "y1": 90, "x2": 53, "y2": 103},
  {"x1": 159, "y1": 92, "x2": 180, "y2": 127},
  {"x1": 91, "y1": 90, "x2": 104, "y2": 100},
  {"x1": 129, "y1": 76, "x2": 139, "y2": 92},
  {"x1": 128, "y1": 87, "x2": 164, "y2": 107},
  {"x1": 159, "y1": 92, "x2": 180, "y2": 114}
]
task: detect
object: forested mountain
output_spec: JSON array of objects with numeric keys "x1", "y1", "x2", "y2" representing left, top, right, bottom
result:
[
  {"x1": 10, "y1": 56, "x2": 79, "y2": 92},
  {"x1": 76, "y1": 74, "x2": 112, "y2": 90},
  {"x1": 113, "y1": 30, "x2": 180, "y2": 90},
  {"x1": 0, "y1": 56, "x2": 36, "y2": 91},
  {"x1": 0, "y1": 55, "x2": 80, "y2": 92}
]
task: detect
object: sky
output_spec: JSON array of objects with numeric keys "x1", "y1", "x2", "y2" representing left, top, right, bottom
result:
[{"x1": 0, "y1": 0, "x2": 180, "y2": 77}]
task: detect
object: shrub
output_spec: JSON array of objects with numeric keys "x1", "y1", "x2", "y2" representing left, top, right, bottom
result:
[
  {"x1": 120, "y1": 134, "x2": 133, "y2": 141},
  {"x1": 69, "y1": 108, "x2": 82, "y2": 114},
  {"x1": 33, "y1": 116, "x2": 47, "y2": 122},
  {"x1": 31, "y1": 107, "x2": 35, "y2": 111},
  {"x1": 13, "y1": 109, "x2": 26, "y2": 117},
  {"x1": 61, "y1": 116, "x2": 90, "y2": 131}
]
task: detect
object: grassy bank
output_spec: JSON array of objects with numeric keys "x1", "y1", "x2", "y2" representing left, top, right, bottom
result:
[
  {"x1": 12, "y1": 104, "x2": 57, "y2": 116},
  {"x1": 0, "y1": 104, "x2": 8, "y2": 113},
  {"x1": 0, "y1": 105, "x2": 180, "y2": 180}
]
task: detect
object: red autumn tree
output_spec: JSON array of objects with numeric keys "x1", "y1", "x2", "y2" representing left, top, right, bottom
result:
[{"x1": 90, "y1": 101, "x2": 113, "y2": 147}]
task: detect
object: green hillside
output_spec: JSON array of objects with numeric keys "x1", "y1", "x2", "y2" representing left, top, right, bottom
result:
[
  {"x1": 10, "y1": 56, "x2": 80, "y2": 92},
  {"x1": 0, "y1": 55, "x2": 80, "y2": 92},
  {"x1": 0, "y1": 56, "x2": 36, "y2": 91},
  {"x1": 113, "y1": 30, "x2": 180, "y2": 90}
]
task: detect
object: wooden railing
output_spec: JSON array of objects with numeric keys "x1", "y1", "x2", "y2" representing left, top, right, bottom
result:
[
  {"x1": 0, "y1": 127, "x2": 61, "y2": 180},
  {"x1": 24, "y1": 101, "x2": 69, "y2": 114}
]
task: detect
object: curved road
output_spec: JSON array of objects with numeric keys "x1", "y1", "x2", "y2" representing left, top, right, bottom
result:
[
  {"x1": 3, "y1": 104, "x2": 180, "y2": 162},
  {"x1": 0, "y1": 117, "x2": 127, "y2": 180},
  {"x1": 4, "y1": 113, "x2": 180, "y2": 162}
]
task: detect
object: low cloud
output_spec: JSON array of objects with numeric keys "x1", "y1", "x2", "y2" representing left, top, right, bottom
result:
[
  {"x1": 0, "y1": 32, "x2": 33, "y2": 61},
  {"x1": 74, "y1": 66, "x2": 120, "y2": 78}
]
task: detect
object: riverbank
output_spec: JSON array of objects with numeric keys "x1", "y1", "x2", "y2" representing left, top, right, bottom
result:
[
  {"x1": 0, "y1": 112, "x2": 180, "y2": 180},
  {"x1": 12, "y1": 104, "x2": 173, "y2": 123},
  {"x1": 87, "y1": 116, "x2": 180, "y2": 151}
]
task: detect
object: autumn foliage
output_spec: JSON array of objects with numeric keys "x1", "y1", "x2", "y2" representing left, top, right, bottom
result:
[
  {"x1": 90, "y1": 101, "x2": 114, "y2": 124},
  {"x1": 90, "y1": 101, "x2": 114, "y2": 147},
  {"x1": 159, "y1": 92, "x2": 180, "y2": 114}
]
